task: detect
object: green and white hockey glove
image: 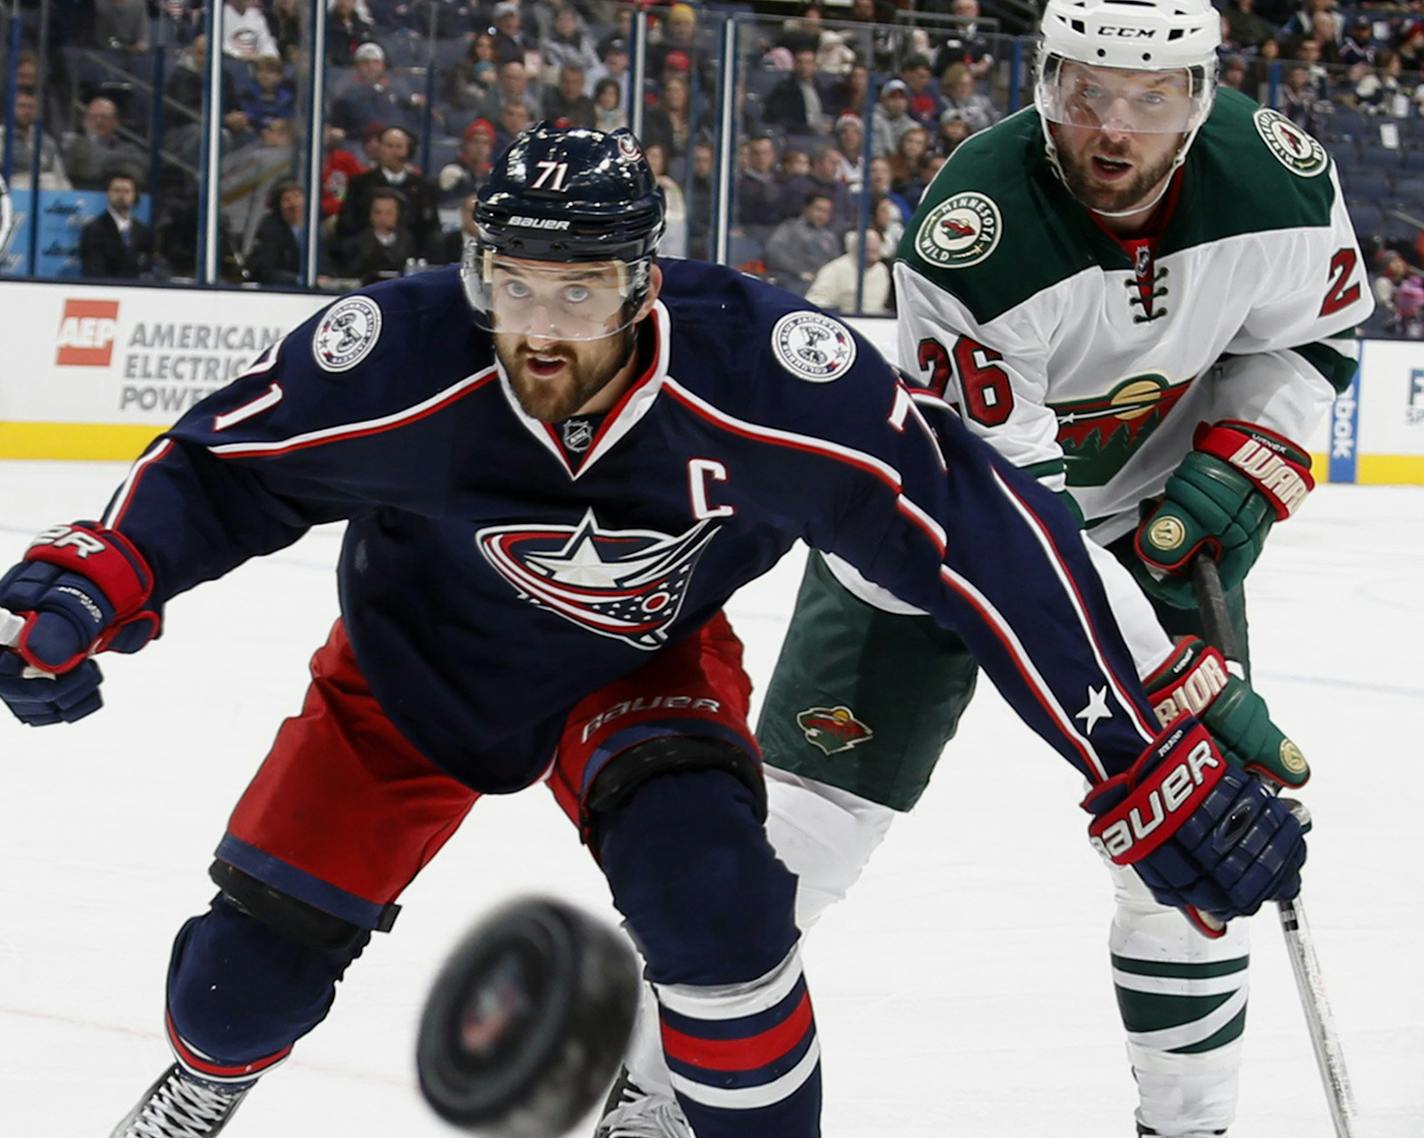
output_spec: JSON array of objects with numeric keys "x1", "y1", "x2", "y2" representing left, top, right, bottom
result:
[
  {"x1": 1145, "y1": 635, "x2": 1310, "y2": 790},
  {"x1": 1131, "y1": 420, "x2": 1314, "y2": 608}
]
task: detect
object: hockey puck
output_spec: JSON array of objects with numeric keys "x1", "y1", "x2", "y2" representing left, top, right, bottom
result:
[{"x1": 416, "y1": 896, "x2": 640, "y2": 1137}]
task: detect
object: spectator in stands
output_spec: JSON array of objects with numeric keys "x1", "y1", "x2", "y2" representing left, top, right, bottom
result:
[
  {"x1": 1398, "y1": 21, "x2": 1424, "y2": 73},
  {"x1": 1279, "y1": 63, "x2": 1325, "y2": 130},
  {"x1": 544, "y1": 63, "x2": 595, "y2": 128},
  {"x1": 63, "y1": 96, "x2": 147, "y2": 191},
  {"x1": 899, "y1": 54, "x2": 944, "y2": 128},
  {"x1": 327, "y1": 0, "x2": 374, "y2": 68},
  {"x1": 587, "y1": 37, "x2": 630, "y2": 106},
  {"x1": 542, "y1": 5, "x2": 598, "y2": 80},
  {"x1": 686, "y1": 138, "x2": 714, "y2": 260},
  {"x1": 765, "y1": 191, "x2": 841, "y2": 297},
  {"x1": 437, "y1": 117, "x2": 495, "y2": 205},
  {"x1": 444, "y1": 33, "x2": 499, "y2": 108},
  {"x1": 342, "y1": 186, "x2": 416, "y2": 284},
  {"x1": 1356, "y1": 49, "x2": 1407, "y2": 114},
  {"x1": 890, "y1": 126, "x2": 931, "y2": 208},
  {"x1": 764, "y1": 48, "x2": 831, "y2": 136},
  {"x1": 736, "y1": 133, "x2": 786, "y2": 232},
  {"x1": 1245, "y1": 36, "x2": 1282, "y2": 96},
  {"x1": 1225, "y1": 0, "x2": 1275, "y2": 50},
  {"x1": 168, "y1": 34, "x2": 245, "y2": 136},
  {"x1": 494, "y1": 99, "x2": 533, "y2": 153},
  {"x1": 781, "y1": 147, "x2": 811, "y2": 181},
  {"x1": 321, "y1": 124, "x2": 366, "y2": 220},
  {"x1": 248, "y1": 178, "x2": 306, "y2": 284},
  {"x1": 593, "y1": 77, "x2": 626, "y2": 131},
  {"x1": 828, "y1": 62, "x2": 870, "y2": 119},
  {"x1": 1338, "y1": 18, "x2": 1375, "y2": 70},
  {"x1": 644, "y1": 141, "x2": 687, "y2": 257},
  {"x1": 648, "y1": 3, "x2": 709, "y2": 92},
  {"x1": 871, "y1": 79, "x2": 916, "y2": 158},
  {"x1": 873, "y1": 194, "x2": 903, "y2": 250},
  {"x1": 784, "y1": 144, "x2": 852, "y2": 230},
  {"x1": 807, "y1": 226, "x2": 890, "y2": 315},
  {"x1": 240, "y1": 56, "x2": 297, "y2": 132},
  {"x1": 936, "y1": 106, "x2": 973, "y2": 158},
  {"x1": 477, "y1": 59, "x2": 541, "y2": 124},
  {"x1": 1279, "y1": 0, "x2": 1341, "y2": 49},
  {"x1": 93, "y1": 0, "x2": 149, "y2": 52},
  {"x1": 223, "y1": 0, "x2": 279, "y2": 60},
  {"x1": 641, "y1": 72, "x2": 695, "y2": 163},
  {"x1": 266, "y1": 0, "x2": 306, "y2": 65},
  {"x1": 0, "y1": 87, "x2": 70, "y2": 189},
  {"x1": 330, "y1": 42, "x2": 427, "y2": 139},
  {"x1": 1219, "y1": 54, "x2": 1249, "y2": 93},
  {"x1": 80, "y1": 172, "x2": 152, "y2": 278},
  {"x1": 338, "y1": 126, "x2": 438, "y2": 252},
  {"x1": 834, "y1": 113, "x2": 865, "y2": 191},
  {"x1": 867, "y1": 155, "x2": 911, "y2": 224},
  {"x1": 934, "y1": 0, "x2": 994, "y2": 81},
  {"x1": 491, "y1": 1, "x2": 535, "y2": 67},
  {"x1": 939, "y1": 63, "x2": 999, "y2": 133}
]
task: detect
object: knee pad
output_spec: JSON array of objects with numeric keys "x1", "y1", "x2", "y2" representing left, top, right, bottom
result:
[
  {"x1": 765, "y1": 766, "x2": 897, "y2": 931},
  {"x1": 597, "y1": 768, "x2": 798, "y2": 988},
  {"x1": 166, "y1": 892, "x2": 369, "y2": 1077},
  {"x1": 587, "y1": 734, "x2": 766, "y2": 823}
]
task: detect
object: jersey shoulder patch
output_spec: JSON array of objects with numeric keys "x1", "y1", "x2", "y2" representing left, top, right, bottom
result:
[
  {"x1": 1251, "y1": 107, "x2": 1329, "y2": 178},
  {"x1": 770, "y1": 311, "x2": 858, "y2": 382},
  {"x1": 898, "y1": 108, "x2": 1095, "y2": 326},
  {"x1": 312, "y1": 294, "x2": 383, "y2": 373}
]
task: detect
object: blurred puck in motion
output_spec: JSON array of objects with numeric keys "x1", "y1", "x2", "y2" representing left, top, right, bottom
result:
[{"x1": 417, "y1": 896, "x2": 640, "y2": 1136}]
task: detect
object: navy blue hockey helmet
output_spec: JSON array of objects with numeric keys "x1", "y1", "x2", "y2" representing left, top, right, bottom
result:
[{"x1": 463, "y1": 124, "x2": 666, "y2": 340}]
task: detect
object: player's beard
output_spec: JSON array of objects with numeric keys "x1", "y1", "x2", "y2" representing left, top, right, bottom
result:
[
  {"x1": 495, "y1": 326, "x2": 635, "y2": 423},
  {"x1": 1058, "y1": 135, "x2": 1180, "y2": 217}
]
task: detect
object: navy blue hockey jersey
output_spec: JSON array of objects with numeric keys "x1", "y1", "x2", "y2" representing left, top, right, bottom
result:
[{"x1": 101, "y1": 260, "x2": 1163, "y2": 792}]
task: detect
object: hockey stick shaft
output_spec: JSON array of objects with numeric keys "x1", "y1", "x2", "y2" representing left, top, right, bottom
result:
[{"x1": 1190, "y1": 557, "x2": 1358, "y2": 1138}]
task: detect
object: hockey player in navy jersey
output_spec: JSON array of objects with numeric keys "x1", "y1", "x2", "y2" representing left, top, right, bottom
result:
[{"x1": 0, "y1": 125, "x2": 1307, "y2": 1138}]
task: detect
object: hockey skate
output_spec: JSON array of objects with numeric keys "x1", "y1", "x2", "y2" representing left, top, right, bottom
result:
[
  {"x1": 110, "y1": 1064, "x2": 252, "y2": 1138},
  {"x1": 593, "y1": 1066, "x2": 693, "y2": 1138}
]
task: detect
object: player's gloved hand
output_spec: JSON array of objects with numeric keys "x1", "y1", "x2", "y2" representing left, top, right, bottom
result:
[
  {"x1": 0, "y1": 523, "x2": 161, "y2": 726},
  {"x1": 1131, "y1": 420, "x2": 1313, "y2": 608},
  {"x1": 1145, "y1": 636, "x2": 1309, "y2": 789},
  {"x1": 1082, "y1": 719, "x2": 1307, "y2": 937}
]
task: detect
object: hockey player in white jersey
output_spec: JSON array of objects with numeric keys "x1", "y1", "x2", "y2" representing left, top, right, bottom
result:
[{"x1": 597, "y1": 0, "x2": 1370, "y2": 1135}]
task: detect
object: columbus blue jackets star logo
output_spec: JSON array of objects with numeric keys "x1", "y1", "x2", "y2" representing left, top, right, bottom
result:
[{"x1": 476, "y1": 510, "x2": 721, "y2": 649}]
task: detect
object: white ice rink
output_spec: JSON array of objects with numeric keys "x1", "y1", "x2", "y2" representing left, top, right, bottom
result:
[{"x1": 0, "y1": 460, "x2": 1419, "y2": 1138}]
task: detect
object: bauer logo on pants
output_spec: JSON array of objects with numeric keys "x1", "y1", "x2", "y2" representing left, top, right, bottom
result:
[{"x1": 796, "y1": 705, "x2": 874, "y2": 755}]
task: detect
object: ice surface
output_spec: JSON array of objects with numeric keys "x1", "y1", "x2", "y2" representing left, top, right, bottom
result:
[{"x1": 1, "y1": 461, "x2": 1419, "y2": 1137}]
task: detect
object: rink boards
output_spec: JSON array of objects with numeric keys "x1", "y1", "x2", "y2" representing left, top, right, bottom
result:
[{"x1": 2, "y1": 277, "x2": 1422, "y2": 483}]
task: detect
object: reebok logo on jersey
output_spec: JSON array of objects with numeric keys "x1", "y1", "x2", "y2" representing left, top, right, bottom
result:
[
  {"x1": 56, "y1": 300, "x2": 120, "y2": 367},
  {"x1": 914, "y1": 192, "x2": 1001, "y2": 269},
  {"x1": 796, "y1": 705, "x2": 874, "y2": 755}
]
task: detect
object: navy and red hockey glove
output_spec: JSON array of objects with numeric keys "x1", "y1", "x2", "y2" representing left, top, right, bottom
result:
[
  {"x1": 0, "y1": 523, "x2": 162, "y2": 726},
  {"x1": 1082, "y1": 719, "x2": 1307, "y2": 937}
]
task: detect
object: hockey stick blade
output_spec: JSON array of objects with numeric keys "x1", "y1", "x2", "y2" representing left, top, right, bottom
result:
[{"x1": 1190, "y1": 557, "x2": 1359, "y2": 1138}]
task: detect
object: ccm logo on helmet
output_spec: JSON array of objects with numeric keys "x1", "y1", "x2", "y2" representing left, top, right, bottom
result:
[
  {"x1": 1093, "y1": 740, "x2": 1221, "y2": 862},
  {"x1": 509, "y1": 216, "x2": 571, "y2": 230},
  {"x1": 1097, "y1": 26, "x2": 1156, "y2": 36}
]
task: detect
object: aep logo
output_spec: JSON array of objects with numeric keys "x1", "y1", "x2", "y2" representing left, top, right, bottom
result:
[{"x1": 56, "y1": 299, "x2": 120, "y2": 367}]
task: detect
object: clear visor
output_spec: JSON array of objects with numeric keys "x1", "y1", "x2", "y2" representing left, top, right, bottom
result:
[
  {"x1": 461, "y1": 245, "x2": 643, "y2": 342},
  {"x1": 1037, "y1": 58, "x2": 1206, "y2": 134}
]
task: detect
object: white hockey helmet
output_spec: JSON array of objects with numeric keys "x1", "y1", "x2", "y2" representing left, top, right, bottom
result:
[{"x1": 1035, "y1": 0, "x2": 1220, "y2": 213}]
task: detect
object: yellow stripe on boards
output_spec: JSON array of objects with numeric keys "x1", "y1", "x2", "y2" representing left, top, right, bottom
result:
[
  {"x1": 1357, "y1": 455, "x2": 1424, "y2": 484},
  {"x1": 0, "y1": 423, "x2": 165, "y2": 462}
]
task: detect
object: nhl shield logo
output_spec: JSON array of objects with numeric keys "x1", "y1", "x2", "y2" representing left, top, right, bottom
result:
[
  {"x1": 561, "y1": 417, "x2": 595, "y2": 453},
  {"x1": 795, "y1": 705, "x2": 874, "y2": 756},
  {"x1": 1253, "y1": 109, "x2": 1328, "y2": 178},
  {"x1": 772, "y1": 312, "x2": 857, "y2": 382},
  {"x1": 914, "y1": 192, "x2": 1002, "y2": 269},
  {"x1": 477, "y1": 510, "x2": 721, "y2": 650},
  {"x1": 313, "y1": 296, "x2": 382, "y2": 372}
]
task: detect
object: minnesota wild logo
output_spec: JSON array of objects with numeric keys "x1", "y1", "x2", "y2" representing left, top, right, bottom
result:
[
  {"x1": 1051, "y1": 373, "x2": 1193, "y2": 487},
  {"x1": 796, "y1": 705, "x2": 874, "y2": 756}
]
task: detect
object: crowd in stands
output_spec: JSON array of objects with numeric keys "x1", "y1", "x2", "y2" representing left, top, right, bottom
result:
[{"x1": 4, "y1": 0, "x2": 1424, "y2": 329}]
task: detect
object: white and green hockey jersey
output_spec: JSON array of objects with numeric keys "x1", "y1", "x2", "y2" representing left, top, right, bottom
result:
[{"x1": 894, "y1": 87, "x2": 1372, "y2": 542}]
